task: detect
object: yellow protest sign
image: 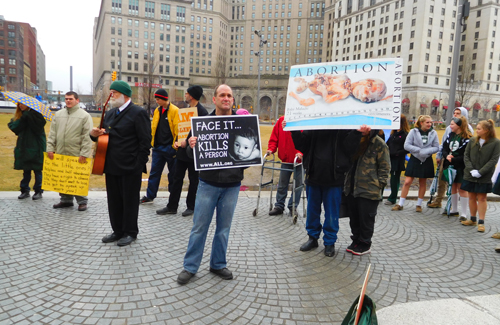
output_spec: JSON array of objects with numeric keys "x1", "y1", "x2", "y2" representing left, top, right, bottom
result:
[
  {"x1": 42, "y1": 153, "x2": 92, "y2": 196},
  {"x1": 178, "y1": 107, "x2": 198, "y2": 142}
]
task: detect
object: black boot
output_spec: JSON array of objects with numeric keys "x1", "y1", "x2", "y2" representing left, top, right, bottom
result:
[{"x1": 300, "y1": 236, "x2": 318, "y2": 251}]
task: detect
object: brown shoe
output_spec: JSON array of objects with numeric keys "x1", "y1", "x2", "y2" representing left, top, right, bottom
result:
[
  {"x1": 416, "y1": 206, "x2": 422, "y2": 213},
  {"x1": 477, "y1": 224, "x2": 485, "y2": 232},
  {"x1": 391, "y1": 204, "x2": 403, "y2": 211},
  {"x1": 491, "y1": 232, "x2": 500, "y2": 239},
  {"x1": 461, "y1": 219, "x2": 477, "y2": 226},
  {"x1": 53, "y1": 202, "x2": 74, "y2": 209},
  {"x1": 427, "y1": 202, "x2": 442, "y2": 208},
  {"x1": 78, "y1": 204, "x2": 87, "y2": 211}
]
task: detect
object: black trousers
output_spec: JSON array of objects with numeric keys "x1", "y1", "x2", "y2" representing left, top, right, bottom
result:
[
  {"x1": 105, "y1": 172, "x2": 142, "y2": 238},
  {"x1": 345, "y1": 194, "x2": 379, "y2": 245},
  {"x1": 167, "y1": 159, "x2": 199, "y2": 211}
]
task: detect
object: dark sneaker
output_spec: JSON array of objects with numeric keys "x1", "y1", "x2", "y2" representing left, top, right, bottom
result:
[
  {"x1": 300, "y1": 236, "x2": 318, "y2": 251},
  {"x1": 324, "y1": 245, "x2": 335, "y2": 257},
  {"x1": 352, "y1": 242, "x2": 371, "y2": 256},
  {"x1": 346, "y1": 240, "x2": 359, "y2": 253},
  {"x1": 177, "y1": 270, "x2": 195, "y2": 285},
  {"x1": 18, "y1": 192, "x2": 30, "y2": 199},
  {"x1": 182, "y1": 209, "x2": 194, "y2": 217},
  {"x1": 209, "y1": 267, "x2": 233, "y2": 280},
  {"x1": 78, "y1": 204, "x2": 87, "y2": 211},
  {"x1": 156, "y1": 207, "x2": 177, "y2": 215},
  {"x1": 269, "y1": 207, "x2": 283, "y2": 216},
  {"x1": 140, "y1": 196, "x2": 153, "y2": 204},
  {"x1": 32, "y1": 192, "x2": 43, "y2": 200},
  {"x1": 53, "y1": 202, "x2": 74, "y2": 209}
]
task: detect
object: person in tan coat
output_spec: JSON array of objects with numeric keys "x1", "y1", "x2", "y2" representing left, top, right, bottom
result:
[{"x1": 47, "y1": 91, "x2": 93, "y2": 211}]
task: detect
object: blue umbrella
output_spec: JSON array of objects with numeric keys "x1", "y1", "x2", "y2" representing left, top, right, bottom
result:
[
  {"x1": 443, "y1": 166, "x2": 457, "y2": 217},
  {"x1": 1, "y1": 91, "x2": 54, "y2": 121}
]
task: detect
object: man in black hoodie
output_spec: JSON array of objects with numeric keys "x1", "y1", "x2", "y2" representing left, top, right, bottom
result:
[
  {"x1": 156, "y1": 85, "x2": 208, "y2": 216},
  {"x1": 290, "y1": 124, "x2": 370, "y2": 257},
  {"x1": 177, "y1": 84, "x2": 244, "y2": 285}
]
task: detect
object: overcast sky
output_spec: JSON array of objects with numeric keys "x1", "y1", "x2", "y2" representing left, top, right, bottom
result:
[{"x1": 3, "y1": 0, "x2": 102, "y2": 94}]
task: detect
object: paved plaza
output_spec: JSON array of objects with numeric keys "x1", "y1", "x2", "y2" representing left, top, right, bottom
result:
[{"x1": 1, "y1": 191, "x2": 500, "y2": 324}]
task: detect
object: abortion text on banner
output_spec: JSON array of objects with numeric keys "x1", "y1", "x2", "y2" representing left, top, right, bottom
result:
[
  {"x1": 283, "y1": 58, "x2": 403, "y2": 131},
  {"x1": 42, "y1": 153, "x2": 92, "y2": 196},
  {"x1": 191, "y1": 115, "x2": 263, "y2": 171},
  {"x1": 178, "y1": 107, "x2": 198, "y2": 142}
]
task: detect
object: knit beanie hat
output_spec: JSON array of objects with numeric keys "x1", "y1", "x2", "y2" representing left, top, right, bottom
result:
[
  {"x1": 236, "y1": 108, "x2": 250, "y2": 115},
  {"x1": 155, "y1": 89, "x2": 169, "y2": 100},
  {"x1": 109, "y1": 80, "x2": 132, "y2": 97},
  {"x1": 187, "y1": 85, "x2": 203, "y2": 101}
]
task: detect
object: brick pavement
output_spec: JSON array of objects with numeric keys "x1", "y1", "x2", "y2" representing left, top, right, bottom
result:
[{"x1": 1, "y1": 192, "x2": 500, "y2": 324}]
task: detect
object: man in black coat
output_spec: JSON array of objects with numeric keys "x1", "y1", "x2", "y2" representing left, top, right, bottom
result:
[
  {"x1": 157, "y1": 85, "x2": 208, "y2": 216},
  {"x1": 90, "y1": 80, "x2": 152, "y2": 246}
]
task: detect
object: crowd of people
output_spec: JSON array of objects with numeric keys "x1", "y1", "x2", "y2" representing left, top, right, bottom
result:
[{"x1": 7, "y1": 85, "x2": 500, "y2": 285}]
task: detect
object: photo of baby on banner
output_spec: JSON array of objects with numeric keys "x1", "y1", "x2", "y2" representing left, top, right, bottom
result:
[{"x1": 191, "y1": 114, "x2": 263, "y2": 170}]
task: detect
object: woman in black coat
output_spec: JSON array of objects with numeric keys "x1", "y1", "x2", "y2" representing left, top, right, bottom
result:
[
  {"x1": 384, "y1": 114, "x2": 409, "y2": 205},
  {"x1": 8, "y1": 103, "x2": 47, "y2": 200}
]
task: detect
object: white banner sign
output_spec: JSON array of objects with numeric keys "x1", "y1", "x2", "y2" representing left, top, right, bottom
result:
[{"x1": 283, "y1": 58, "x2": 403, "y2": 130}]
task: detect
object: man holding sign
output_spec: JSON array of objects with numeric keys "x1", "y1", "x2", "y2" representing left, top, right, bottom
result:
[
  {"x1": 177, "y1": 84, "x2": 245, "y2": 285},
  {"x1": 157, "y1": 85, "x2": 208, "y2": 216},
  {"x1": 47, "y1": 91, "x2": 93, "y2": 211}
]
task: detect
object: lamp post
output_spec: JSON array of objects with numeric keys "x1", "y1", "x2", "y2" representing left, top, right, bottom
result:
[{"x1": 254, "y1": 30, "x2": 267, "y2": 118}]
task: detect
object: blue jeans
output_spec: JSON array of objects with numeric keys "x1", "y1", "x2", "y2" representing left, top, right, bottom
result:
[
  {"x1": 183, "y1": 181, "x2": 240, "y2": 274},
  {"x1": 146, "y1": 145, "x2": 177, "y2": 199},
  {"x1": 305, "y1": 185, "x2": 342, "y2": 246},
  {"x1": 275, "y1": 163, "x2": 303, "y2": 211},
  {"x1": 20, "y1": 170, "x2": 42, "y2": 193}
]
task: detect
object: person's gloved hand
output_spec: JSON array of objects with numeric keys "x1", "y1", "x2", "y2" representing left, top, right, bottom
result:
[{"x1": 471, "y1": 170, "x2": 482, "y2": 178}]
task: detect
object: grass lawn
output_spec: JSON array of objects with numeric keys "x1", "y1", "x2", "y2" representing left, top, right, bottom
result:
[{"x1": 0, "y1": 112, "x2": 274, "y2": 191}]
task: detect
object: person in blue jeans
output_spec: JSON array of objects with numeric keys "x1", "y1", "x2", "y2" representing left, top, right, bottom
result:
[
  {"x1": 289, "y1": 120, "x2": 369, "y2": 257},
  {"x1": 177, "y1": 84, "x2": 246, "y2": 285},
  {"x1": 140, "y1": 89, "x2": 180, "y2": 204},
  {"x1": 267, "y1": 116, "x2": 303, "y2": 218}
]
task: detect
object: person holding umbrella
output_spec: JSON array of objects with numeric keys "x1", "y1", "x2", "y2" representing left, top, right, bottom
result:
[
  {"x1": 460, "y1": 119, "x2": 500, "y2": 232},
  {"x1": 440, "y1": 116, "x2": 472, "y2": 217},
  {"x1": 8, "y1": 102, "x2": 47, "y2": 200}
]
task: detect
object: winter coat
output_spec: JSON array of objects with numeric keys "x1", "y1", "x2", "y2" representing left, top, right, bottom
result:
[
  {"x1": 386, "y1": 129, "x2": 408, "y2": 172},
  {"x1": 463, "y1": 137, "x2": 500, "y2": 183},
  {"x1": 8, "y1": 109, "x2": 47, "y2": 170},
  {"x1": 46, "y1": 104, "x2": 93, "y2": 157},
  {"x1": 344, "y1": 134, "x2": 391, "y2": 200},
  {"x1": 404, "y1": 128, "x2": 439, "y2": 163},
  {"x1": 436, "y1": 107, "x2": 474, "y2": 160},
  {"x1": 151, "y1": 102, "x2": 179, "y2": 148},
  {"x1": 267, "y1": 116, "x2": 302, "y2": 163},
  {"x1": 291, "y1": 129, "x2": 362, "y2": 187},
  {"x1": 441, "y1": 132, "x2": 469, "y2": 171}
]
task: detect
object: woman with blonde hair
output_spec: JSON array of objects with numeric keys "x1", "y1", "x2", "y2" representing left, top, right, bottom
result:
[
  {"x1": 440, "y1": 116, "x2": 472, "y2": 217},
  {"x1": 7, "y1": 103, "x2": 47, "y2": 200},
  {"x1": 461, "y1": 119, "x2": 500, "y2": 232},
  {"x1": 392, "y1": 115, "x2": 439, "y2": 212},
  {"x1": 384, "y1": 114, "x2": 410, "y2": 205}
]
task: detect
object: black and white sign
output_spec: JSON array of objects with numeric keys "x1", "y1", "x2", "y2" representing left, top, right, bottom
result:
[{"x1": 191, "y1": 115, "x2": 263, "y2": 171}]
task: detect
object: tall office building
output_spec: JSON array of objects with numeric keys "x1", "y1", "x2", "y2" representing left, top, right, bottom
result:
[
  {"x1": 325, "y1": 0, "x2": 500, "y2": 121},
  {"x1": 0, "y1": 17, "x2": 46, "y2": 94},
  {"x1": 93, "y1": 0, "x2": 324, "y2": 116}
]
